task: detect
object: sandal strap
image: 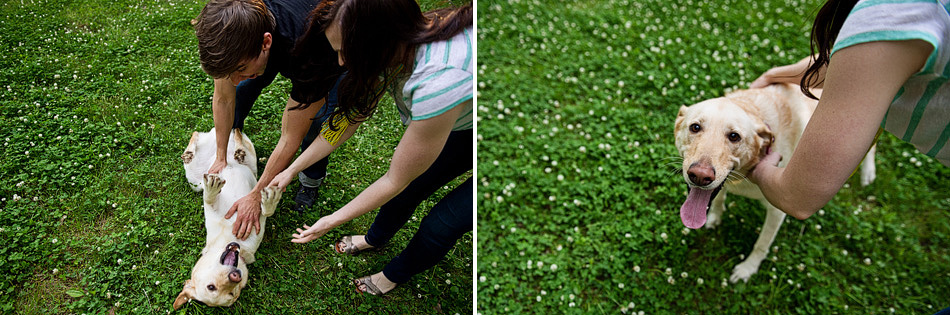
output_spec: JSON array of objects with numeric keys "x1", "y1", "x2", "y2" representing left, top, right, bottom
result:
[{"x1": 354, "y1": 276, "x2": 383, "y2": 295}]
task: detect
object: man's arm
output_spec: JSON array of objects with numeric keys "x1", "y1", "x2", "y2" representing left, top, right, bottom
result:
[
  {"x1": 208, "y1": 78, "x2": 237, "y2": 174},
  {"x1": 226, "y1": 97, "x2": 325, "y2": 239}
]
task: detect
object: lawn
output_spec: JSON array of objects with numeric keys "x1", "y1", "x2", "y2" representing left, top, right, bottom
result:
[
  {"x1": 476, "y1": 0, "x2": 950, "y2": 314},
  {"x1": 0, "y1": 0, "x2": 472, "y2": 313}
]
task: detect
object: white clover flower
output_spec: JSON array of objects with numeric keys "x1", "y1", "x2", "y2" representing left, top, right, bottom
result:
[
  {"x1": 633, "y1": 265, "x2": 640, "y2": 272},
  {"x1": 665, "y1": 268, "x2": 672, "y2": 275},
  {"x1": 681, "y1": 272, "x2": 688, "y2": 278},
  {"x1": 551, "y1": 264, "x2": 558, "y2": 271},
  {"x1": 667, "y1": 276, "x2": 675, "y2": 284},
  {"x1": 697, "y1": 278, "x2": 704, "y2": 285},
  {"x1": 863, "y1": 258, "x2": 872, "y2": 265},
  {"x1": 618, "y1": 283, "x2": 624, "y2": 289},
  {"x1": 660, "y1": 233, "x2": 668, "y2": 241},
  {"x1": 445, "y1": 279, "x2": 451, "y2": 285},
  {"x1": 536, "y1": 296, "x2": 541, "y2": 302}
]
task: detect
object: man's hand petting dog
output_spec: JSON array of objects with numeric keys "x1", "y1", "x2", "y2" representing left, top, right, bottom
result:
[
  {"x1": 226, "y1": 193, "x2": 262, "y2": 240},
  {"x1": 207, "y1": 158, "x2": 227, "y2": 174}
]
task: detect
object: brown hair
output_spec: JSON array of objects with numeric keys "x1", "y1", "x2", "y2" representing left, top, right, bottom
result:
[
  {"x1": 194, "y1": 0, "x2": 276, "y2": 79},
  {"x1": 292, "y1": 0, "x2": 472, "y2": 128},
  {"x1": 801, "y1": 0, "x2": 859, "y2": 99}
]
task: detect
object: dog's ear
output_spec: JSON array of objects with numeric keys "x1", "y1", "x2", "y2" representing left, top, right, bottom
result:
[
  {"x1": 675, "y1": 105, "x2": 688, "y2": 131},
  {"x1": 756, "y1": 124, "x2": 774, "y2": 158},
  {"x1": 173, "y1": 279, "x2": 197, "y2": 310}
]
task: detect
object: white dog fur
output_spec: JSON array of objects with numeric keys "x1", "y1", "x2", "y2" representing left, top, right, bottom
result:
[
  {"x1": 674, "y1": 83, "x2": 876, "y2": 283},
  {"x1": 174, "y1": 128, "x2": 281, "y2": 309}
]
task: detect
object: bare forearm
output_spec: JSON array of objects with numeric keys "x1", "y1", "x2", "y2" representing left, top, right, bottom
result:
[
  {"x1": 212, "y1": 79, "x2": 236, "y2": 160},
  {"x1": 324, "y1": 173, "x2": 407, "y2": 228},
  {"x1": 254, "y1": 139, "x2": 299, "y2": 193},
  {"x1": 284, "y1": 122, "x2": 361, "y2": 176}
]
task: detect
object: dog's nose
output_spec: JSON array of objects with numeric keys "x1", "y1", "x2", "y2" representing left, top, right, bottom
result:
[
  {"x1": 229, "y1": 270, "x2": 242, "y2": 283},
  {"x1": 687, "y1": 164, "x2": 715, "y2": 186}
]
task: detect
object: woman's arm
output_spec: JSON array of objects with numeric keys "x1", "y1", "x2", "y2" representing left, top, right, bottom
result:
[
  {"x1": 268, "y1": 119, "x2": 363, "y2": 190},
  {"x1": 750, "y1": 40, "x2": 931, "y2": 219},
  {"x1": 750, "y1": 55, "x2": 821, "y2": 89},
  {"x1": 291, "y1": 103, "x2": 468, "y2": 243}
]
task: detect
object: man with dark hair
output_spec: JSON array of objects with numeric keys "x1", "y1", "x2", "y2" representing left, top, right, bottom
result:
[{"x1": 193, "y1": 0, "x2": 342, "y2": 239}]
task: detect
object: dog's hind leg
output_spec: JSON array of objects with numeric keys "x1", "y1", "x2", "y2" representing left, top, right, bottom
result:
[
  {"x1": 730, "y1": 203, "x2": 785, "y2": 283},
  {"x1": 181, "y1": 131, "x2": 199, "y2": 164},
  {"x1": 202, "y1": 174, "x2": 226, "y2": 205},
  {"x1": 860, "y1": 144, "x2": 876, "y2": 187},
  {"x1": 232, "y1": 128, "x2": 247, "y2": 165},
  {"x1": 260, "y1": 186, "x2": 282, "y2": 218}
]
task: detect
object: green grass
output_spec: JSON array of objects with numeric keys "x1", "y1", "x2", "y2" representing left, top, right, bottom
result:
[
  {"x1": 476, "y1": 0, "x2": 950, "y2": 314},
  {"x1": 0, "y1": 0, "x2": 472, "y2": 313}
]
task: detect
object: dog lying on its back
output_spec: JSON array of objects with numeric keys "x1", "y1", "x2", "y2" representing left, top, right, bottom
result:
[
  {"x1": 674, "y1": 83, "x2": 876, "y2": 283},
  {"x1": 173, "y1": 128, "x2": 281, "y2": 309}
]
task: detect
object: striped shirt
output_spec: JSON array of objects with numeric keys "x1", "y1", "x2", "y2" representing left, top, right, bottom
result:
[
  {"x1": 391, "y1": 27, "x2": 474, "y2": 131},
  {"x1": 833, "y1": 0, "x2": 950, "y2": 165}
]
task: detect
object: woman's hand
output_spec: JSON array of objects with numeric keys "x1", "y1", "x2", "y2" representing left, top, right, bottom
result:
[
  {"x1": 291, "y1": 216, "x2": 335, "y2": 243},
  {"x1": 748, "y1": 146, "x2": 782, "y2": 186},
  {"x1": 269, "y1": 170, "x2": 296, "y2": 191},
  {"x1": 749, "y1": 55, "x2": 819, "y2": 89}
]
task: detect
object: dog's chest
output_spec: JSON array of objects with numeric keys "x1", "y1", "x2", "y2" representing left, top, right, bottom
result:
[{"x1": 724, "y1": 179, "x2": 765, "y2": 200}]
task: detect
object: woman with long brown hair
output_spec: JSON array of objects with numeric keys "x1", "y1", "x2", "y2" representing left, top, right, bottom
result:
[
  {"x1": 749, "y1": 1, "x2": 947, "y2": 221},
  {"x1": 269, "y1": 0, "x2": 473, "y2": 295}
]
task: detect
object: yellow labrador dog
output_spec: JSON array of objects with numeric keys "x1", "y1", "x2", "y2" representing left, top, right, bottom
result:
[
  {"x1": 173, "y1": 128, "x2": 281, "y2": 309},
  {"x1": 674, "y1": 83, "x2": 875, "y2": 283}
]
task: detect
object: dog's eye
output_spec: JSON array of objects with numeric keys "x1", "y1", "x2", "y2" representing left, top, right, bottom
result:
[
  {"x1": 689, "y1": 123, "x2": 702, "y2": 133},
  {"x1": 728, "y1": 132, "x2": 741, "y2": 142},
  {"x1": 207, "y1": 284, "x2": 216, "y2": 291}
]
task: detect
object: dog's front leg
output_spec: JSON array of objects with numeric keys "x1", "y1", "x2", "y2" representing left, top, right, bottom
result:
[
  {"x1": 706, "y1": 191, "x2": 726, "y2": 229},
  {"x1": 260, "y1": 186, "x2": 282, "y2": 218},
  {"x1": 202, "y1": 174, "x2": 226, "y2": 205},
  {"x1": 730, "y1": 203, "x2": 785, "y2": 283},
  {"x1": 860, "y1": 144, "x2": 876, "y2": 187}
]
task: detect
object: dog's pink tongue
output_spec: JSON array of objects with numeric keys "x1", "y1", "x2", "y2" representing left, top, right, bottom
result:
[{"x1": 681, "y1": 189, "x2": 712, "y2": 229}]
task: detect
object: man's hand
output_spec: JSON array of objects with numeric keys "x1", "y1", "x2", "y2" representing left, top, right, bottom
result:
[
  {"x1": 225, "y1": 193, "x2": 263, "y2": 240},
  {"x1": 207, "y1": 158, "x2": 227, "y2": 174}
]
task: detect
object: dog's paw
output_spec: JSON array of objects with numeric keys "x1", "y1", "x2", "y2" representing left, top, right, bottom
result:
[
  {"x1": 729, "y1": 260, "x2": 760, "y2": 283},
  {"x1": 260, "y1": 186, "x2": 282, "y2": 217},
  {"x1": 234, "y1": 149, "x2": 246, "y2": 164},
  {"x1": 181, "y1": 151, "x2": 194, "y2": 164},
  {"x1": 705, "y1": 212, "x2": 721, "y2": 229},
  {"x1": 203, "y1": 174, "x2": 226, "y2": 192}
]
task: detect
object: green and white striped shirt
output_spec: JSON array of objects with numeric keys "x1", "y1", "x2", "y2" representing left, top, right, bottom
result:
[
  {"x1": 392, "y1": 27, "x2": 474, "y2": 131},
  {"x1": 833, "y1": 0, "x2": 950, "y2": 165}
]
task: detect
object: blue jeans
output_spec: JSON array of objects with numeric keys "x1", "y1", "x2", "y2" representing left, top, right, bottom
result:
[
  {"x1": 363, "y1": 128, "x2": 473, "y2": 284},
  {"x1": 233, "y1": 71, "x2": 338, "y2": 183}
]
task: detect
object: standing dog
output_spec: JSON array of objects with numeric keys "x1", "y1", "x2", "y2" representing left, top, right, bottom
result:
[
  {"x1": 173, "y1": 128, "x2": 281, "y2": 309},
  {"x1": 674, "y1": 83, "x2": 875, "y2": 283}
]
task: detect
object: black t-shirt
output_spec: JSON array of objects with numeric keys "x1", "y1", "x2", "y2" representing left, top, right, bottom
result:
[{"x1": 264, "y1": 0, "x2": 341, "y2": 104}]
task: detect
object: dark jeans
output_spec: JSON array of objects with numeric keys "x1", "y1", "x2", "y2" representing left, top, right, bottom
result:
[
  {"x1": 363, "y1": 128, "x2": 473, "y2": 284},
  {"x1": 233, "y1": 70, "x2": 337, "y2": 183}
]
